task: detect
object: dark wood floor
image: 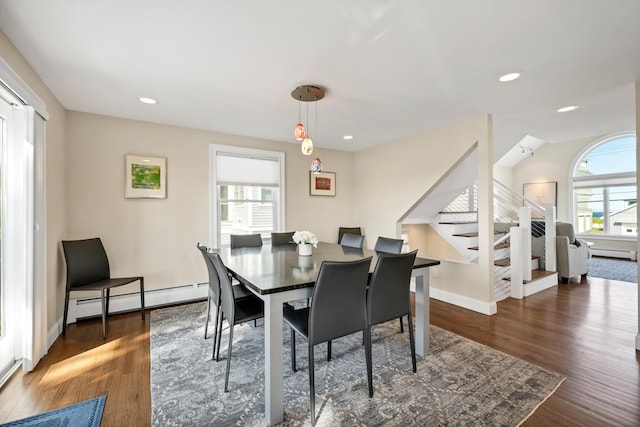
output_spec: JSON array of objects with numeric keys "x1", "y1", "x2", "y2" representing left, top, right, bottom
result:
[{"x1": 1, "y1": 276, "x2": 638, "y2": 426}]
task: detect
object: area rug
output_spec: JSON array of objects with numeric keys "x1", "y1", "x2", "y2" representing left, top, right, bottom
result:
[
  {"x1": 0, "y1": 395, "x2": 106, "y2": 427},
  {"x1": 151, "y1": 303, "x2": 564, "y2": 426},
  {"x1": 589, "y1": 256, "x2": 637, "y2": 283}
]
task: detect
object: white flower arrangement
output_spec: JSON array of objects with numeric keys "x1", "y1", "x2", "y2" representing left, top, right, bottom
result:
[{"x1": 292, "y1": 230, "x2": 318, "y2": 247}]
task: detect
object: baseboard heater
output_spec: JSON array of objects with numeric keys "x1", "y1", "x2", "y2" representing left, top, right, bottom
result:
[{"x1": 590, "y1": 248, "x2": 637, "y2": 261}]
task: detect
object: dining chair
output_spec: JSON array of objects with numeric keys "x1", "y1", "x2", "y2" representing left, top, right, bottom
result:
[
  {"x1": 374, "y1": 236, "x2": 404, "y2": 254},
  {"x1": 338, "y1": 226, "x2": 361, "y2": 244},
  {"x1": 271, "y1": 231, "x2": 295, "y2": 246},
  {"x1": 61, "y1": 237, "x2": 145, "y2": 340},
  {"x1": 283, "y1": 257, "x2": 373, "y2": 425},
  {"x1": 196, "y1": 244, "x2": 253, "y2": 347},
  {"x1": 230, "y1": 233, "x2": 263, "y2": 249},
  {"x1": 208, "y1": 252, "x2": 264, "y2": 392},
  {"x1": 367, "y1": 250, "x2": 419, "y2": 379},
  {"x1": 339, "y1": 233, "x2": 364, "y2": 249}
]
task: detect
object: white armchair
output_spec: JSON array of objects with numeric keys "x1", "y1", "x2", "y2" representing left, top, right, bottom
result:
[{"x1": 556, "y1": 222, "x2": 590, "y2": 283}]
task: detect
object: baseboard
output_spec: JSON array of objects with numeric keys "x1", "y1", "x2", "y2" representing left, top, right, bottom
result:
[
  {"x1": 56, "y1": 282, "x2": 209, "y2": 342},
  {"x1": 430, "y1": 287, "x2": 497, "y2": 315},
  {"x1": 590, "y1": 248, "x2": 636, "y2": 260}
]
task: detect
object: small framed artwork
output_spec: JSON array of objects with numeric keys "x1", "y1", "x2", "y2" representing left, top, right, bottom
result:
[
  {"x1": 523, "y1": 181, "x2": 556, "y2": 209},
  {"x1": 125, "y1": 155, "x2": 167, "y2": 199},
  {"x1": 310, "y1": 171, "x2": 336, "y2": 196}
]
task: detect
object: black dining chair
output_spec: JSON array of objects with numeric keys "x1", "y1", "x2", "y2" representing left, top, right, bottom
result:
[
  {"x1": 230, "y1": 233, "x2": 263, "y2": 249},
  {"x1": 367, "y1": 250, "x2": 419, "y2": 379},
  {"x1": 374, "y1": 236, "x2": 404, "y2": 254},
  {"x1": 197, "y1": 244, "x2": 253, "y2": 348},
  {"x1": 339, "y1": 233, "x2": 364, "y2": 249},
  {"x1": 61, "y1": 237, "x2": 145, "y2": 340},
  {"x1": 284, "y1": 257, "x2": 373, "y2": 425},
  {"x1": 271, "y1": 231, "x2": 295, "y2": 246},
  {"x1": 208, "y1": 252, "x2": 264, "y2": 392},
  {"x1": 338, "y1": 226, "x2": 361, "y2": 244}
]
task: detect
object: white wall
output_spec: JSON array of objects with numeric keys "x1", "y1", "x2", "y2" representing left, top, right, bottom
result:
[{"x1": 65, "y1": 111, "x2": 356, "y2": 296}]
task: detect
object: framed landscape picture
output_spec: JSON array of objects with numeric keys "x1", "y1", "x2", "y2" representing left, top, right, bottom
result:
[
  {"x1": 310, "y1": 171, "x2": 336, "y2": 196},
  {"x1": 125, "y1": 155, "x2": 167, "y2": 198},
  {"x1": 523, "y1": 181, "x2": 556, "y2": 209}
]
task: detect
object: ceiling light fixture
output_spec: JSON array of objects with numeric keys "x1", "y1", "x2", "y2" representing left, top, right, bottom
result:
[
  {"x1": 291, "y1": 85, "x2": 325, "y2": 156},
  {"x1": 557, "y1": 105, "x2": 579, "y2": 113},
  {"x1": 498, "y1": 72, "x2": 521, "y2": 82},
  {"x1": 343, "y1": 135, "x2": 354, "y2": 140},
  {"x1": 138, "y1": 97, "x2": 157, "y2": 104}
]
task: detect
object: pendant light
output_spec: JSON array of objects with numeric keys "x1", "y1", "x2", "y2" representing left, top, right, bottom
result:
[{"x1": 291, "y1": 85, "x2": 324, "y2": 156}]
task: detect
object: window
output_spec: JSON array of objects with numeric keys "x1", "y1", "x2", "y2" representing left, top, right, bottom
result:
[
  {"x1": 572, "y1": 133, "x2": 636, "y2": 236},
  {"x1": 210, "y1": 145, "x2": 285, "y2": 247}
]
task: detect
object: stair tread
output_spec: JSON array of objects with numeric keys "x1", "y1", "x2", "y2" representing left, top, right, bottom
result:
[
  {"x1": 469, "y1": 241, "x2": 510, "y2": 250},
  {"x1": 495, "y1": 256, "x2": 539, "y2": 267},
  {"x1": 452, "y1": 231, "x2": 506, "y2": 237},
  {"x1": 439, "y1": 221, "x2": 478, "y2": 225},
  {"x1": 505, "y1": 269, "x2": 557, "y2": 283}
]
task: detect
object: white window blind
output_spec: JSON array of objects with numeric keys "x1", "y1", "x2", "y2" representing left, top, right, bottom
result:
[{"x1": 216, "y1": 154, "x2": 279, "y2": 186}]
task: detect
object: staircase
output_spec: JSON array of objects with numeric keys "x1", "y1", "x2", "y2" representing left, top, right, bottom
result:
[{"x1": 431, "y1": 181, "x2": 558, "y2": 301}]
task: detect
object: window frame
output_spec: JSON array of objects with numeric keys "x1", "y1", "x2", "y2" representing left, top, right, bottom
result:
[
  {"x1": 571, "y1": 131, "x2": 637, "y2": 240},
  {"x1": 209, "y1": 145, "x2": 285, "y2": 248}
]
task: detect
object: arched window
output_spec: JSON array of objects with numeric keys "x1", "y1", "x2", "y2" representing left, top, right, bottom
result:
[{"x1": 572, "y1": 133, "x2": 636, "y2": 237}]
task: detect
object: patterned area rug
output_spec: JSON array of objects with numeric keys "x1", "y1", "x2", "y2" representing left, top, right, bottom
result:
[
  {"x1": 589, "y1": 256, "x2": 637, "y2": 283},
  {"x1": 151, "y1": 303, "x2": 564, "y2": 426},
  {"x1": 0, "y1": 395, "x2": 105, "y2": 427}
]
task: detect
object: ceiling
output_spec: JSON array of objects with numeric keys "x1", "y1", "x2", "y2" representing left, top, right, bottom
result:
[{"x1": 1, "y1": 1, "x2": 639, "y2": 153}]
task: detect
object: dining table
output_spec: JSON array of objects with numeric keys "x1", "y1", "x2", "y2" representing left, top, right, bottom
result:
[{"x1": 214, "y1": 241, "x2": 440, "y2": 426}]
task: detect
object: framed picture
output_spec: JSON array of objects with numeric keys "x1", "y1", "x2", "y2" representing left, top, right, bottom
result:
[
  {"x1": 523, "y1": 181, "x2": 556, "y2": 209},
  {"x1": 125, "y1": 155, "x2": 167, "y2": 199},
  {"x1": 310, "y1": 171, "x2": 336, "y2": 196}
]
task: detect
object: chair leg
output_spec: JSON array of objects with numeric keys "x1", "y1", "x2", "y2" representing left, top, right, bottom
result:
[
  {"x1": 204, "y1": 291, "x2": 212, "y2": 339},
  {"x1": 224, "y1": 324, "x2": 234, "y2": 392},
  {"x1": 399, "y1": 315, "x2": 404, "y2": 333},
  {"x1": 215, "y1": 308, "x2": 224, "y2": 362},
  {"x1": 407, "y1": 312, "x2": 417, "y2": 373},
  {"x1": 101, "y1": 289, "x2": 107, "y2": 340},
  {"x1": 290, "y1": 328, "x2": 297, "y2": 372},
  {"x1": 309, "y1": 343, "x2": 316, "y2": 426},
  {"x1": 62, "y1": 290, "x2": 70, "y2": 337},
  {"x1": 364, "y1": 326, "x2": 373, "y2": 398},
  {"x1": 105, "y1": 288, "x2": 110, "y2": 317},
  {"x1": 327, "y1": 340, "x2": 332, "y2": 361},
  {"x1": 140, "y1": 277, "x2": 145, "y2": 321}
]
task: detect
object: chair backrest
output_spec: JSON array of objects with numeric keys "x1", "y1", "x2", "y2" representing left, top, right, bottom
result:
[
  {"x1": 374, "y1": 236, "x2": 404, "y2": 254},
  {"x1": 308, "y1": 257, "x2": 372, "y2": 345},
  {"x1": 271, "y1": 231, "x2": 295, "y2": 246},
  {"x1": 556, "y1": 222, "x2": 576, "y2": 243},
  {"x1": 340, "y1": 233, "x2": 364, "y2": 249},
  {"x1": 338, "y1": 227, "x2": 361, "y2": 244},
  {"x1": 367, "y1": 250, "x2": 418, "y2": 326},
  {"x1": 208, "y1": 252, "x2": 235, "y2": 323},
  {"x1": 230, "y1": 233, "x2": 263, "y2": 249},
  {"x1": 197, "y1": 243, "x2": 221, "y2": 302},
  {"x1": 61, "y1": 238, "x2": 110, "y2": 289}
]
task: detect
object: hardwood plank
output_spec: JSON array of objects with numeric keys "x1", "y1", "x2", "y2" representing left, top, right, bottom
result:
[{"x1": 1, "y1": 278, "x2": 638, "y2": 426}]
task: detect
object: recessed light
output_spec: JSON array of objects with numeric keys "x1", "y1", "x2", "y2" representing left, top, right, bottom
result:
[
  {"x1": 498, "y1": 72, "x2": 521, "y2": 82},
  {"x1": 138, "y1": 97, "x2": 157, "y2": 104},
  {"x1": 343, "y1": 135, "x2": 353, "y2": 140},
  {"x1": 557, "y1": 105, "x2": 579, "y2": 113}
]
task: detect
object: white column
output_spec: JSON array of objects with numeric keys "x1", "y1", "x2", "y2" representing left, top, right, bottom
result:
[
  {"x1": 263, "y1": 293, "x2": 284, "y2": 426},
  {"x1": 412, "y1": 268, "x2": 430, "y2": 356},
  {"x1": 510, "y1": 227, "x2": 524, "y2": 299}
]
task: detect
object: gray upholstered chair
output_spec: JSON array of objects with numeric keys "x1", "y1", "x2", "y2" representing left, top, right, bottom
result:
[
  {"x1": 339, "y1": 233, "x2": 364, "y2": 249},
  {"x1": 367, "y1": 250, "x2": 418, "y2": 378},
  {"x1": 374, "y1": 236, "x2": 404, "y2": 254},
  {"x1": 556, "y1": 222, "x2": 590, "y2": 283},
  {"x1": 338, "y1": 227, "x2": 361, "y2": 244},
  {"x1": 61, "y1": 237, "x2": 145, "y2": 339},
  {"x1": 284, "y1": 257, "x2": 373, "y2": 425},
  {"x1": 209, "y1": 252, "x2": 264, "y2": 392},
  {"x1": 271, "y1": 231, "x2": 295, "y2": 246},
  {"x1": 230, "y1": 233, "x2": 263, "y2": 249}
]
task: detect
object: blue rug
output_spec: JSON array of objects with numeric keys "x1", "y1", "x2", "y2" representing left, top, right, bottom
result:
[
  {"x1": 1, "y1": 395, "x2": 106, "y2": 427},
  {"x1": 589, "y1": 257, "x2": 638, "y2": 283}
]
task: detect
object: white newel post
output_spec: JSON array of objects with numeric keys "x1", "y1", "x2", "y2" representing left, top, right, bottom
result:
[
  {"x1": 518, "y1": 207, "x2": 532, "y2": 281},
  {"x1": 545, "y1": 207, "x2": 556, "y2": 272},
  {"x1": 510, "y1": 226, "x2": 524, "y2": 299}
]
